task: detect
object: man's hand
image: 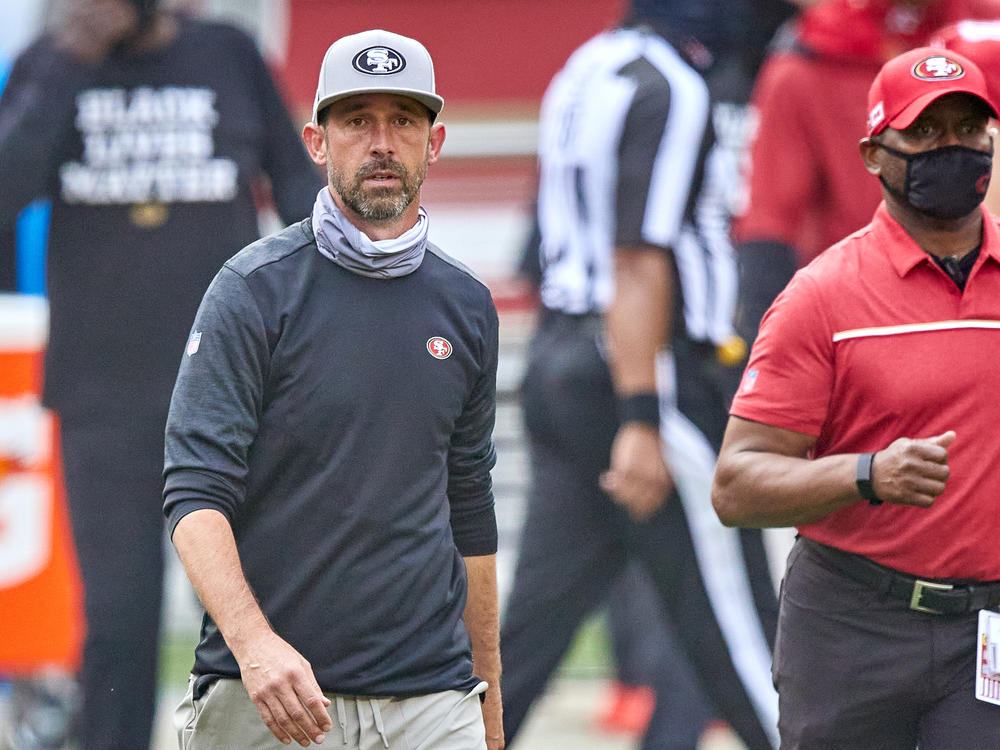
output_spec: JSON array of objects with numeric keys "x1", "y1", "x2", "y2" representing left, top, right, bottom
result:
[
  {"x1": 462, "y1": 554, "x2": 503, "y2": 749},
  {"x1": 600, "y1": 422, "x2": 672, "y2": 520},
  {"x1": 172, "y1": 510, "x2": 331, "y2": 746},
  {"x1": 235, "y1": 630, "x2": 333, "y2": 747},
  {"x1": 54, "y1": 0, "x2": 139, "y2": 64},
  {"x1": 872, "y1": 431, "x2": 955, "y2": 508},
  {"x1": 481, "y1": 684, "x2": 504, "y2": 750}
]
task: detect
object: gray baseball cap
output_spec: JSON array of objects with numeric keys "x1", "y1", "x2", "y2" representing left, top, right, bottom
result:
[{"x1": 312, "y1": 29, "x2": 444, "y2": 122}]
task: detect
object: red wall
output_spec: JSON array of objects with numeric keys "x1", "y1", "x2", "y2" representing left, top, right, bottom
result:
[{"x1": 280, "y1": 0, "x2": 627, "y2": 116}]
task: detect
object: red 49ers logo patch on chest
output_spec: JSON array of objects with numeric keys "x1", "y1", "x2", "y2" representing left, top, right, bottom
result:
[{"x1": 426, "y1": 337, "x2": 452, "y2": 359}]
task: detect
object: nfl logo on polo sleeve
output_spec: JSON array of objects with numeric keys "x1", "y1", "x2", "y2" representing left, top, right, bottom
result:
[{"x1": 186, "y1": 331, "x2": 202, "y2": 357}]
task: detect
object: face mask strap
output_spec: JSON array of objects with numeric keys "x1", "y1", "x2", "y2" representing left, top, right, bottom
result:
[
  {"x1": 871, "y1": 139, "x2": 914, "y2": 162},
  {"x1": 872, "y1": 139, "x2": 915, "y2": 203}
]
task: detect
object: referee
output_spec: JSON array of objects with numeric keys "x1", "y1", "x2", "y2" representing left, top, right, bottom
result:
[{"x1": 499, "y1": 6, "x2": 780, "y2": 750}]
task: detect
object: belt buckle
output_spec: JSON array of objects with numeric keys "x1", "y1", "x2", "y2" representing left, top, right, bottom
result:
[{"x1": 909, "y1": 579, "x2": 953, "y2": 614}]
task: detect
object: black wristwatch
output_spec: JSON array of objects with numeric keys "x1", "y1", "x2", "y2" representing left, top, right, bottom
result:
[{"x1": 856, "y1": 452, "x2": 882, "y2": 506}]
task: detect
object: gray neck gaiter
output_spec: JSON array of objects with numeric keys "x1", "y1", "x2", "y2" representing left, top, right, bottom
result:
[{"x1": 311, "y1": 187, "x2": 427, "y2": 278}]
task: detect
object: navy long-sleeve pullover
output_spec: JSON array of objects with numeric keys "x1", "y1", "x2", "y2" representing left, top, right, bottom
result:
[{"x1": 163, "y1": 218, "x2": 498, "y2": 696}]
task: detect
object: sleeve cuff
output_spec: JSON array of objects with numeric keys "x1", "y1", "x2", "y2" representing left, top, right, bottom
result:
[{"x1": 451, "y1": 503, "x2": 498, "y2": 556}]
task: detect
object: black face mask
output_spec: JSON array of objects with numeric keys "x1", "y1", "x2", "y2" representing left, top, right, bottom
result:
[{"x1": 875, "y1": 141, "x2": 993, "y2": 220}]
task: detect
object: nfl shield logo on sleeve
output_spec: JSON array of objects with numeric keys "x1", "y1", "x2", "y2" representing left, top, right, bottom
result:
[
  {"x1": 738, "y1": 367, "x2": 758, "y2": 395},
  {"x1": 186, "y1": 331, "x2": 202, "y2": 357}
]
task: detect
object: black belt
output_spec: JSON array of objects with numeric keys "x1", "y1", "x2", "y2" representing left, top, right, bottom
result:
[{"x1": 802, "y1": 537, "x2": 1000, "y2": 615}]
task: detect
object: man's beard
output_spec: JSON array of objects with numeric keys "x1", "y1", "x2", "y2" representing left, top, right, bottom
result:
[{"x1": 329, "y1": 155, "x2": 427, "y2": 222}]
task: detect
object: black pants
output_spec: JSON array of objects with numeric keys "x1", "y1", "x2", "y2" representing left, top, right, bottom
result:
[
  {"x1": 60, "y1": 415, "x2": 167, "y2": 750},
  {"x1": 500, "y1": 313, "x2": 779, "y2": 750},
  {"x1": 775, "y1": 538, "x2": 1000, "y2": 749},
  {"x1": 607, "y1": 561, "x2": 714, "y2": 747}
]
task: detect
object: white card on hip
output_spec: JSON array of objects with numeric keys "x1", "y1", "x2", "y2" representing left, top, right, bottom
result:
[{"x1": 976, "y1": 609, "x2": 1000, "y2": 705}]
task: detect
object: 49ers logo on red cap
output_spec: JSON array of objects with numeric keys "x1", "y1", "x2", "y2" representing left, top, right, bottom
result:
[
  {"x1": 911, "y1": 56, "x2": 965, "y2": 81},
  {"x1": 426, "y1": 337, "x2": 452, "y2": 359}
]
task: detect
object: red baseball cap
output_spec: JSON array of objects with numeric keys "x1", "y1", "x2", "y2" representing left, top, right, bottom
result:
[{"x1": 866, "y1": 46, "x2": 998, "y2": 136}]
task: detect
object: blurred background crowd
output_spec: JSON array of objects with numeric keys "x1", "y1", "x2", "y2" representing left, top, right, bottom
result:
[{"x1": 2, "y1": 1, "x2": 1000, "y2": 749}]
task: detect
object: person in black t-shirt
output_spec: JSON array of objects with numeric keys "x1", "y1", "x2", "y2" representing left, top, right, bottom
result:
[{"x1": 0, "y1": 1, "x2": 321, "y2": 748}]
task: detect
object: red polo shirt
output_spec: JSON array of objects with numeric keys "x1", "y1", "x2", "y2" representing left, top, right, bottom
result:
[{"x1": 731, "y1": 203, "x2": 1000, "y2": 580}]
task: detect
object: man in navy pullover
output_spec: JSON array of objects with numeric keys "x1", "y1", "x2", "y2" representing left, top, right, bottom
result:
[{"x1": 164, "y1": 29, "x2": 503, "y2": 750}]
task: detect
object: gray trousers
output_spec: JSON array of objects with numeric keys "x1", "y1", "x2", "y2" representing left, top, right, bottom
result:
[
  {"x1": 774, "y1": 537, "x2": 1000, "y2": 749},
  {"x1": 175, "y1": 676, "x2": 487, "y2": 750}
]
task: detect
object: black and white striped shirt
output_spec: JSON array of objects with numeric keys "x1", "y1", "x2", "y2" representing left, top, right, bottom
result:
[{"x1": 537, "y1": 26, "x2": 737, "y2": 345}]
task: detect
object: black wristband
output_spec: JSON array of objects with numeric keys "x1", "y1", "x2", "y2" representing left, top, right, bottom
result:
[
  {"x1": 618, "y1": 393, "x2": 660, "y2": 429},
  {"x1": 856, "y1": 452, "x2": 882, "y2": 506}
]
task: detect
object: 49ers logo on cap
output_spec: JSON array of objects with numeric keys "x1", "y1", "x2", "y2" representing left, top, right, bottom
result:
[
  {"x1": 353, "y1": 46, "x2": 406, "y2": 75},
  {"x1": 911, "y1": 56, "x2": 964, "y2": 81},
  {"x1": 426, "y1": 337, "x2": 452, "y2": 359}
]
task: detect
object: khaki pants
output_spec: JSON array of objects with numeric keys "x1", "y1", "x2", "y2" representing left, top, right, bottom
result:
[{"x1": 175, "y1": 676, "x2": 488, "y2": 750}]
